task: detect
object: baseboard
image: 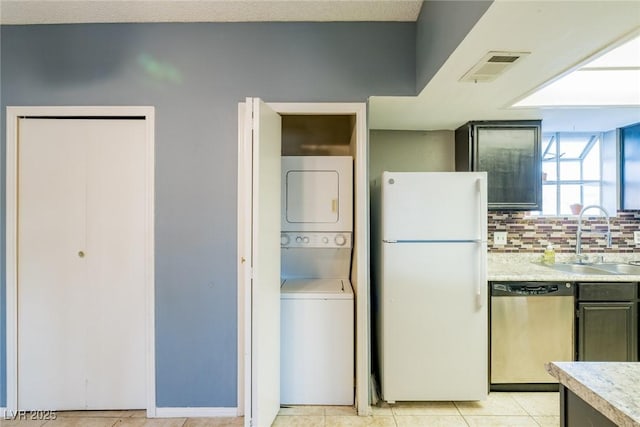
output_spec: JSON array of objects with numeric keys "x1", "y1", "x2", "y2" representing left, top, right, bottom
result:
[{"x1": 154, "y1": 407, "x2": 238, "y2": 418}]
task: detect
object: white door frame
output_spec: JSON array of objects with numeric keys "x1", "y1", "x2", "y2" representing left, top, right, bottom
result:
[
  {"x1": 5, "y1": 106, "x2": 156, "y2": 417},
  {"x1": 237, "y1": 102, "x2": 370, "y2": 418}
]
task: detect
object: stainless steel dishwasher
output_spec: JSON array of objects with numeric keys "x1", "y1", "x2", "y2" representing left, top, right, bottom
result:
[{"x1": 491, "y1": 281, "x2": 575, "y2": 390}]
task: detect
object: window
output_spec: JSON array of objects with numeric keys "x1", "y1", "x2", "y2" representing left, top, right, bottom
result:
[{"x1": 539, "y1": 132, "x2": 608, "y2": 216}]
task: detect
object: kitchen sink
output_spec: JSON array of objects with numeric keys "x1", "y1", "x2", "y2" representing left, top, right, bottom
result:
[
  {"x1": 590, "y1": 263, "x2": 640, "y2": 275},
  {"x1": 547, "y1": 263, "x2": 615, "y2": 275},
  {"x1": 542, "y1": 262, "x2": 640, "y2": 275}
]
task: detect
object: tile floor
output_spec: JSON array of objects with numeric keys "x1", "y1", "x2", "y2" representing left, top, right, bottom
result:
[
  {"x1": 275, "y1": 392, "x2": 560, "y2": 426},
  {"x1": 1, "y1": 392, "x2": 559, "y2": 427}
]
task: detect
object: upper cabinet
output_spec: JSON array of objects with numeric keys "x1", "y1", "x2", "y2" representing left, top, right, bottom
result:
[
  {"x1": 620, "y1": 122, "x2": 640, "y2": 210},
  {"x1": 455, "y1": 120, "x2": 542, "y2": 211}
]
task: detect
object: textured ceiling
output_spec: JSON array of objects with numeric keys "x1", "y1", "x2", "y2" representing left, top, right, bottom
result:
[{"x1": 0, "y1": 0, "x2": 423, "y2": 24}]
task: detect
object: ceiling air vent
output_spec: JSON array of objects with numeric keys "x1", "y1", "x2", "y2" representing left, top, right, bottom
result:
[{"x1": 460, "y1": 51, "x2": 530, "y2": 83}]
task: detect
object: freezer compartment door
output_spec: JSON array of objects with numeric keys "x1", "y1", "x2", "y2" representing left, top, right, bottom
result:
[
  {"x1": 379, "y1": 241, "x2": 488, "y2": 401},
  {"x1": 381, "y1": 172, "x2": 487, "y2": 242}
]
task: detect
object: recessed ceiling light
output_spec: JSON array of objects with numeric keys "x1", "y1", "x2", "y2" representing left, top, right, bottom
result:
[{"x1": 513, "y1": 34, "x2": 640, "y2": 107}]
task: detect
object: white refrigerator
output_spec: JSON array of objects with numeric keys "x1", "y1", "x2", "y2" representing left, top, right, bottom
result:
[{"x1": 372, "y1": 171, "x2": 488, "y2": 402}]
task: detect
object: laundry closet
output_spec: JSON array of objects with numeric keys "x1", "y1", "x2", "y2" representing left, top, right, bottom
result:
[
  {"x1": 239, "y1": 100, "x2": 369, "y2": 426},
  {"x1": 279, "y1": 115, "x2": 356, "y2": 405}
]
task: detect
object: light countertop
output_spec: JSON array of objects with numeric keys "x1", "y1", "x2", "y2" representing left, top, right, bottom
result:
[
  {"x1": 489, "y1": 253, "x2": 640, "y2": 282},
  {"x1": 546, "y1": 361, "x2": 640, "y2": 427}
]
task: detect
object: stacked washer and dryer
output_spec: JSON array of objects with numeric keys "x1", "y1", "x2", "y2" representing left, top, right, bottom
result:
[{"x1": 280, "y1": 156, "x2": 355, "y2": 406}]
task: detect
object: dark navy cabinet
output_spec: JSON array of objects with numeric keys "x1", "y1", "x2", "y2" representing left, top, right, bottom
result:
[
  {"x1": 620, "y1": 122, "x2": 640, "y2": 210},
  {"x1": 455, "y1": 120, "x2": 542, "y2": 211},
  {"x1": 577, "y1": 282, "x2": 638, "y2": 362}
]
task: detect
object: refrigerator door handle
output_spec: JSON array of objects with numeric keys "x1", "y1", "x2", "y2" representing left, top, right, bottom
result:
[
  {"x1": 477, "y1": 240, "x2": 487, "y2": 308},
  {"x1": 476, "y1": 176, "x2": 487, "y2": 308},
  {"x1": 476, "y1": 177, "x2": 487, "y2": 242}
]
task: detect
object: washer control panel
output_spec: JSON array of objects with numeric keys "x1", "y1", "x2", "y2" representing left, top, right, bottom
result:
[{"x1": 281, "y1": 232, "x2": 352, "y2": 248}]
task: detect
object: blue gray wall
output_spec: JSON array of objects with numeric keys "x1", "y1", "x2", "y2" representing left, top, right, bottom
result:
[
  {"x1": 416, "y1": 0, "x2": 492, "y2": 92},
  {"x1": 0, "y1": 22, "x2": 416, "y2": 407}
]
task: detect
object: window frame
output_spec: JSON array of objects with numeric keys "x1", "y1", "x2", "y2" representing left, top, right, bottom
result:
[{"x1": 539, "y1": 131, "x2": 606, "y2": 217}]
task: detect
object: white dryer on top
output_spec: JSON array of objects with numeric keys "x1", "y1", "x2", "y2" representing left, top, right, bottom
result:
[{"x1": 281, "y1": 156, "x2": 353, "y2": 232}]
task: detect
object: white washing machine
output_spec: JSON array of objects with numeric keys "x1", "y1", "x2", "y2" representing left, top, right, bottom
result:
[
  {"x1": 281, "y1": 156, "x2": 353, "y2": 232},
  {"x1": 280, "y1": 156, "x2": 354, "y2": 405},
  {"x1": 280, "y1": 278, "x2": 354, "y2": 405}
]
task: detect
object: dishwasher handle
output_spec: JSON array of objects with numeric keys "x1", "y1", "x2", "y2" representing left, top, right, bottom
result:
[{"x1": 491, "y1": 282, "x2": 574, "y2": 296}]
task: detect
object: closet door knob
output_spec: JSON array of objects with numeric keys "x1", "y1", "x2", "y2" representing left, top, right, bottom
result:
[{"x1": 78, "y1": 251, "x2": 85, "y2": 258}]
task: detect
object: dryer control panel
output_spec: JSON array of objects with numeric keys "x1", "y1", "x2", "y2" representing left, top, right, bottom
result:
[{"x1": 281, "y1": 232, "x2": 352, "y2": 249}]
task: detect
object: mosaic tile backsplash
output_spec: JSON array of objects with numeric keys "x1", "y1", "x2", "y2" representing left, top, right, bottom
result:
[{"x1": 488, "y1": 210, "x2": 640, "y2": 253}]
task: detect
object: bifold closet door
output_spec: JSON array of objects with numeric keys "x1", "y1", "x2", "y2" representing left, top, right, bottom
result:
[{"x1": 17, "y1": 118, "x2": 147, "y2": 410}]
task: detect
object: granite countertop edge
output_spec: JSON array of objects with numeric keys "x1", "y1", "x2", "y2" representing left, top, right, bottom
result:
[
  {"x1": 488, "y1": 253, "x2": 640, "y2": 282},
  {"x1": 546, "y1": 362, "x2": 640, "y2": 427}
]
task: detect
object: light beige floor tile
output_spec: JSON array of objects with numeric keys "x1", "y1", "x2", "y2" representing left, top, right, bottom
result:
[
  {"x1": 56, "y1": 411, "x2": 135, "y2": 419},
  {"x1": 324, "y1": 406, "x2": 357, "y2": 416},
  {"x1": 454, "y1": 393, "x2": 527, "y2": 416},
  {"x1": 390, "y1": 402, "x2": 459, "y2": 416},
  {"x1": 111, "y1": 418, "x2": 187, "y2": 427},
  {"x1": 463, "y1": 415, "x2": 540, "y2": 426},
  {"x1": 40, "y1": 418, "x2": 120, "y2": 427},
  {"x1": 325, "y1": 415, "x2": 396, "y2": 427},
  {"x1": 370, "y1": 406, "x2": 393, "y2": 416},
  {"x1": 533, "y1": 415, "x2": 560, "y2": 427},
  {"x1": 129, "y1": 411, "x2": 148, "y2": 419},
  {"x1": 395, "y1": 415, "x2": 467, "y2": 426},
  {"x1": 0, "y1": 419, "x2": 48, "y2": 427},
  {"x1": 183, "y1": 417, "x2": 243, "y2": 427},
  {"x1": 509, "y1": 393, "x2": 559, "y2": 416},
  {"x1": 272, "y1": 415, "x2": 324, "y2": 427},
  {"x1": 278, "y1": 406, "x2": 324, "y2": 416}
]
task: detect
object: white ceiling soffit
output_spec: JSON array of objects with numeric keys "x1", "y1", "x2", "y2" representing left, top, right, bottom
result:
[
  {"x1": 0, "y1": 0, "x2": 423, "y2": 24},
  {"x1": 369, "y1": 0, "x2": 640, "y2": 132}
]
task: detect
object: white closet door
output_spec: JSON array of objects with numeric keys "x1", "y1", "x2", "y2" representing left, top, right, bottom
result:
[
  {"x1": 18, "y1": 119, "x2": 89, "y2": 410},
  {"x1": 17, "y1": 118, "x2": 146, "y2": 410},
  {"x1": 83, "y1": 119, "x2": 147, "y2": 408},
  {"x1": 248, "y1": 98, "x2": 282, "y2": 427}
]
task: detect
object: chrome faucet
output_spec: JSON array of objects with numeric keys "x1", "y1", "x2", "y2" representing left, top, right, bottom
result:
[{"x1": 576, "y1": 205, "x2": 612, "y2": 262}]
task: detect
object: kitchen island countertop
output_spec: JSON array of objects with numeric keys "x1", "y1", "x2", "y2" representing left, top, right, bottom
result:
[
  {"x1": 546, "y1": 361, "x2": 640, "y2": 427},
  {"x1": 489, "y1": 253, "x2": 640, "y2": 282}
]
